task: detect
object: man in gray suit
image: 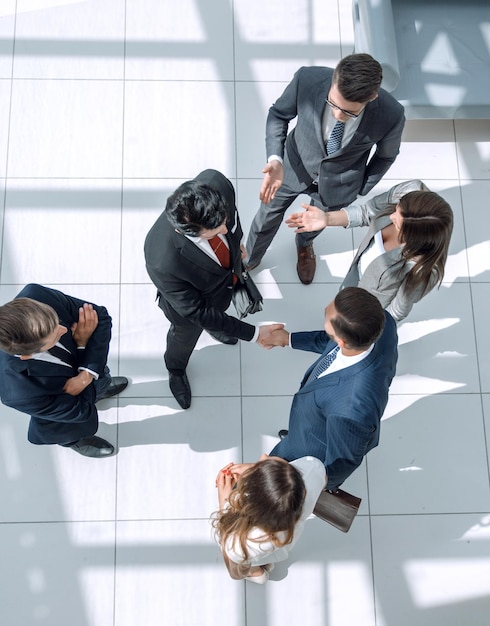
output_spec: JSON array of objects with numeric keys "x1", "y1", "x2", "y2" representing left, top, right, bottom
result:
[{"x1": 244, "y1": 53, "x2": 405, "y2": 284}]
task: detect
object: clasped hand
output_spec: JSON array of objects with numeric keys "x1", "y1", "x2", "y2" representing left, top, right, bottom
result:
[
  {"x1": 71, "y1": 303, "x2": 99, "y2": 347},
  {"x1": 257, "y1": 324, "x2": 289, "y2": 350}
]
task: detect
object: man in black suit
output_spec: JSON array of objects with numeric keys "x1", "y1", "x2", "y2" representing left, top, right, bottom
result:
[
  {"x1": 0, "y1": 284, "x2": 128, "y2": 457},
  {"x1": 144, "y1": 169, "x2": 281, "y2": 409},
  {"x1": 244, "y1": 53, "x2": 405, "y2": 284}
]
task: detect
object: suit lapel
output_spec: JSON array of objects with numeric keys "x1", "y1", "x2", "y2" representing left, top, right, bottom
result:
[
  {"x1": 171, "y1": 228, "x2": 225, "y2": 277},
  {"x1": 297, "y1": 343, "x2": 378, "y2": 394},
  {"x1": 314, "y1": 79, "x2": 330, "y2": 152}
]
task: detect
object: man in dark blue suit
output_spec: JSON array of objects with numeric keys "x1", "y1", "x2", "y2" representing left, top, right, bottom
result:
[
  {"x1": 269, "y1": 287, "x2": 398, "y2": 490},
  {"x1": 0, "y1": 284, "x2": 128, "y2": 457}
]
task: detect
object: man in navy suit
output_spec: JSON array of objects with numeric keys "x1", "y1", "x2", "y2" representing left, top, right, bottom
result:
[
  {"x1": 0, "y1": 284, "x2": 128, "y2": 457},
  {"x1": 244, "y1": 53, "x2": 405, "y2": 284},
  {"x1": 144, "y1": 169, "x2": 282, "y2": 410},
  {"x1": 268, "y1": 287, "x2": 398, "y2": 490}
]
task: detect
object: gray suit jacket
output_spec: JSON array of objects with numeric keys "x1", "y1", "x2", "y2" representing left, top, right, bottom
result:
[
  {"x1": 266, "y1": 66, "x2": 405, "y2": 208},
  {"x1": 341, "y1": 180, "x2": 437, "y2": 321}
]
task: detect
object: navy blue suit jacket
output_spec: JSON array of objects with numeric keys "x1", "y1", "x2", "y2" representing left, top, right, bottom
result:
[
  {"x1": 270, "y1": 312, "x2": 398, "y2": 489},
  {"x1": 0, "y1": 284, "x2": 112, "y2": 444}
]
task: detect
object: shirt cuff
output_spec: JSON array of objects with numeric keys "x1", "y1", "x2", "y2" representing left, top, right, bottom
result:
[
  {"x1": 268, "y1": 155, "x2": 283, "y2": 165},
  {"x1": 78, "y1": 367, "x2": 99, "y2": 380},
  {"x1": 252, "y1": 326, "x2": 260, "y2": 342}
]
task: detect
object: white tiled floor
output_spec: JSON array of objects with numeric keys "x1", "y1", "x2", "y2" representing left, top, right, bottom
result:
[{"x1": 1, "y1": 1, "x2": 489, "y2": 625}]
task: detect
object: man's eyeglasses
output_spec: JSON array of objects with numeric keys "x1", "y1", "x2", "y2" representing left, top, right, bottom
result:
[{"x1": 325, "y1": 98, "x2": 364, "y2": 120}]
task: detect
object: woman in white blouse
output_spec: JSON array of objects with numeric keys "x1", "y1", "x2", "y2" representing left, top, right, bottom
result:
[
  {"x1": 213, "y1": 455, "x2": 326, "y2": 584},
  {"x1": 286, "y1": 180, "x2": 453, "y2": 321}
]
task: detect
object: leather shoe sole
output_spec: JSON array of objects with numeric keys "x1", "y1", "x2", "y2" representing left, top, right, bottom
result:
[
  {"x1": 296, "y1": 244, "x2": 316, "y2": 284},
  {"x1": 169, "y1": 372, "x2": 192, "y2": 409},
  {"x1": 209, "y1": 331, "x2": 238, "y2": 345},
  {"x1": 70, "y1": 435, "x2": 115, "y2": 458},
  {"x1": 278, "y1": 429, "x2": 288, "y2": 440},
  {"x1": 98, "y1": 376, "x2": 129, "y2": 400}
]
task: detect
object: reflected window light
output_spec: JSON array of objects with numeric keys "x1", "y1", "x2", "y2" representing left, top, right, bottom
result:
[
  {"x1": 426, "y1": 83, "x2": 466, "y2": 107},
  {"x1": 399, "y1": 466, "x2": 423, "y2": 472},
  {"x1": 27, "y1": 567, "x2": 46, "y2": 593},
  {"x1": 404, "y1": 559, "x2": 490, "y2": 608},
  {"x1": 459, "y1": 515, "x2": 490, "y2": 542},
  {"x1": 389, "y1": 374, "x2": 465, "y2": 395},
  {"x1": 421, "y1": 32, "x2": 460, "y2": 76},
  {"x1": 0, "y1": 425, "x2": 22, "y2": 479},
  {"x1": 321, "y1": 251, "x2": 355, "y2": 279},
  {"x1": 235, "y1": 0, "x2": 310, "y2": 43},
  {"x1": 397, "y1": 318, "x2": 460, "y2": 346},
  {"x1": 253, "y1": 272, "x2": 283, "y2": 299},
  {"x1": 466, "y1": 241, "x2": 490, "y2": 278},
  {"x1": 327, "y1": 562, "x2": 375, "y2": 626},
  {"x1": 15, "y1": 0, "x2": 82, "y2": 15}
]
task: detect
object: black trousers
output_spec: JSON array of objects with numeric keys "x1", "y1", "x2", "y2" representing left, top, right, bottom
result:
[{"x1": 164, "y1": 321, "x2": 204, "y2": 375}]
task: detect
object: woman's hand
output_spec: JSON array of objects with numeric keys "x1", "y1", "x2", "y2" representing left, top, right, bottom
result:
[
  {"x1": 285, "y1": 204, "x2": 329, "y2": 233},
  {"x1": 216, "y1": 463, "x2": 237, "y2": 509}
]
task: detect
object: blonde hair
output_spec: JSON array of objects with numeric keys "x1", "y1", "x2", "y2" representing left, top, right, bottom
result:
[{"x1": 0, "y1": 298, "x2": 59, "y2": 355}]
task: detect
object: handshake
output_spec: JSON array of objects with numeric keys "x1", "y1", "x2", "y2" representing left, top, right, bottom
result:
[{"x1": 256, "y1": 323, "x2": 289, "y2": 350}]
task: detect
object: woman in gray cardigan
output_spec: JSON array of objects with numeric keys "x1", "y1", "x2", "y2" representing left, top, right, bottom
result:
[{"x1": 286, "y1": 180, "x2": 453, "y2": 321}]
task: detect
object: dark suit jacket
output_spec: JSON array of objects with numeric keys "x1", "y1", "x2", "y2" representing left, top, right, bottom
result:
[
  {"x1": 266, "y1": 66, "x2": 405, "y2": 208},
  {"x1": 0, "y1": 284, "x2": 112, "y2": 444},
  {"x1": 270, "y1": 312, "x2": 398, "y2": 489},
  {"x1": 144, "y1": 170, "x2": 255, "y2": 340}
]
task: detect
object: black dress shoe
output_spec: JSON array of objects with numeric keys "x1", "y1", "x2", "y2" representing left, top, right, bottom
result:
[
  {"x1": 169, "y1": 372, "x2": 192, "y2": 409},
  {"x1": 278, "y1": 429, "x2": 288, "y2": 440},
  {"x1": 70, "y1": 436, "x2": 115, "y2": 458},
  {"x1": 98, "y1": 376, "x2": 129, "y2": 400},
  {"x1": 208, "y1": 331, "x2": 238, "y2": 345}
]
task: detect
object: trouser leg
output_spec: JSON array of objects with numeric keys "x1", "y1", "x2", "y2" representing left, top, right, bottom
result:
[
  {"x1": 164, "y1": 322, "x2": 203, "y2": 375},
  {"x1": 244, "y1": 184, "x2": 300, "y2": 267},
  {"x1": 94, "y1": 366, "x2": 112, "y2": 402}
]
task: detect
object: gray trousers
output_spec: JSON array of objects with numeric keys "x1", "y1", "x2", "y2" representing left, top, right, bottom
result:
[{"x1": 244, "y1": 181, "x2": 336, "y2": 267}]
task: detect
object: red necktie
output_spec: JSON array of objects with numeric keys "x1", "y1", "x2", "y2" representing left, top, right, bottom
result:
[{"x1": 209, "y1": 235, "x2": 230, "y2": 268}]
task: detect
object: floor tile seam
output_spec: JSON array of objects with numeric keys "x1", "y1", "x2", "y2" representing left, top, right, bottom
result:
[
  {"x1": 362, "y1": 511, "x2": 490, "y2": 518},
  {"x1": 1, "y1": 0, "x2": 17, "y2": 275},
  {"x1": 9, "y1": 77, "x2": 244, "y2": 84},
  {"x1": 0, "y1": 517, "x2": 214, "y2": 525},
  {"x1": 114, "y1": 517, "x2": 212, "y2": 523}
]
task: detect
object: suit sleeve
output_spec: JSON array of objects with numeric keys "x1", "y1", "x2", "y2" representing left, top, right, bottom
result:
[
  {"x1": 19, "y1": 284, "x2": 112, "y2": 377},
  {"x1": 149, "y1": 268, "x2": 256, "y2": 341},
  {"x1": 324, "y1": 414, "x2": 376, "y2": 490},
  {"x1": 290, "y1": 330, "x2": 332, "y2": 355},
  {"x1": 265, "y1": 69, "x2": 303, "y2": 159},
  {"x1": 385, "y1": 271, "x2": 437, "y2": 322},
  {"x1": 4, "y1": 376, "x2": 98, "y2": 425},
  {"x1": 344, "y1": 179, "x2": 426, "y2": 228},
  {"x1": 359, "y1": 109, "x2": 405, "y2": 196}
]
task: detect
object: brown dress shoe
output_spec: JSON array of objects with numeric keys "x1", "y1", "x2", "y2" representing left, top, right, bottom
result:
[{"x1": 296, "y1": 244, "x2": 316, "y2": 284}]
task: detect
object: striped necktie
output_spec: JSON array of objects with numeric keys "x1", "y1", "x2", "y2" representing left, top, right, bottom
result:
[
  {"x1": 209, "y1": 235, "x2": 230, "y2": 268},
  {"x1": 307, "y1": 345, "x2": 340, "y2": 383},
  {"x1": 326, "y1": 121, "x2": 345, "y2": 155}
]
